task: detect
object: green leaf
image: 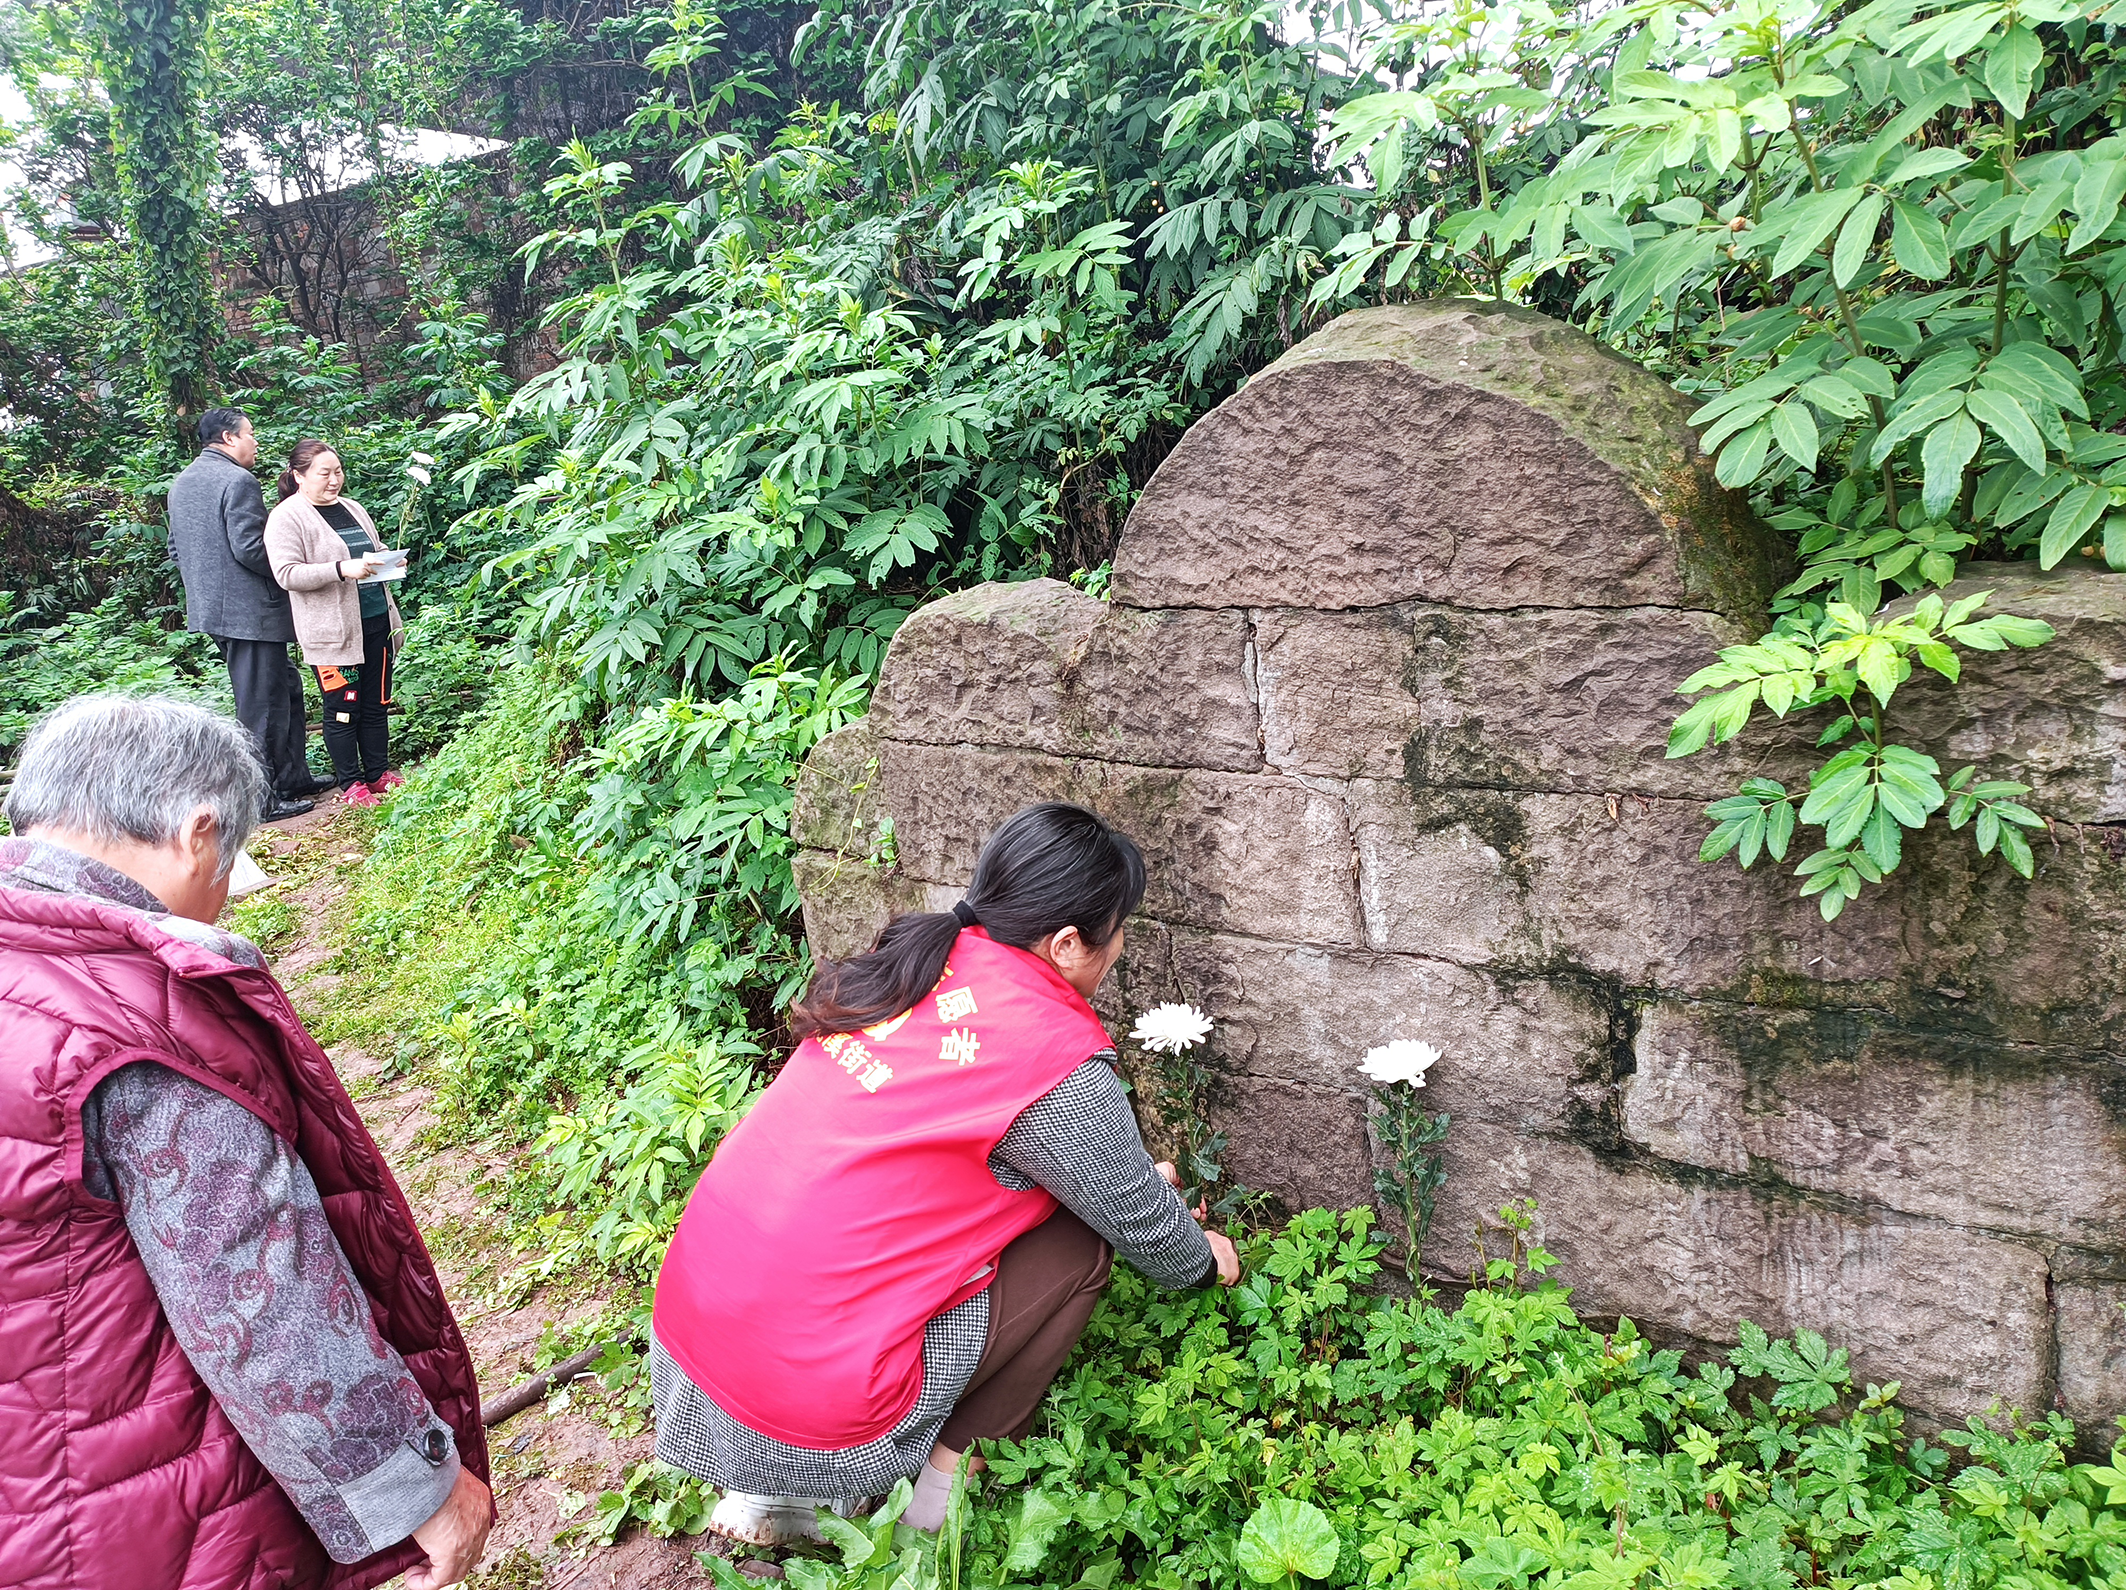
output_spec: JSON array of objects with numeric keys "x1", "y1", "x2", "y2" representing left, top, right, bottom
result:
[
  {"x1": 1988, "y1": 615, "x2": 2057, "y2": 647},
  {"x1": 1841, "y1": 356, "x2": 1900, "y2": 399},
  {"x1": 1767, "y1": 797, "x2": 1796, "y2": 859},
  {"x1": 1237, "y1": 1497, "x2": 1341, "y2": 1585},
  {"x1": 2039, "y1": 483, "x2": 2108, "y2": 567},
  {"x1": 1885, "y1": 147, "x2": 1973, "y2": 188},
  {"x1": 1965, "y1": 388, "x2": 2048, "y2": 473},
  {"x1": 2105, "y1": 514, "x2": 2126, "y2": 571},
  {"x1": 1667, "y1": 693, "x2": 1725, "y2": 758},
  {"x1": 2011, "y1": 180, "x2": 2074, "y2": 246},
  {"x1": 1701, "y1": 817, "x2": 1749, "y2": 864},
  {"x1": 1949, "y1": 189, "x2": 2026, "y2": 251},
  {"x1": 2069, "y1": 146, "x2": 2126, "y2": 254},
  {"x1": 1715, "y1": 422, "x2": 1774, "y2": 488},
  {"x1": 1859, "y1": 802, "x2": 1904, "y2": 870},
  {"x1": 1799, "y1": 373, "x2": 1869, "y2": 418},
  {"x1": 1800, "y1": 759, "x2": 1873, "y2": 829},
  {"x1": 1841, "y1": 565, "x2": 1884, "y2": 614},
  {"x1": 1952, "y1": 614, "x2": 2058, "y2": 650},
  {"x1": 1771, "y1": 187, "x2": 1867, "y2": 276},
  {"x1": 1992, "y1": 344, "x2": 2088, "y2": 418},
  {"x1": 1003, "y1": 1489, "x2": 1074, "y2": 1573},
  {"x1": 1921, "y1": 412, "x2": 1981, "y2": 517},
  {"x1": 816, "y1": 1513, "x2": 877, "y2": 1568},
  {"x1": 1982, "y1": 24, "x2": 2041, "y2": 118},
  {"x1": 1999, "y1": 821, "x2": 2035, "y2": 878},
  {"x1": 701, "y1": 1555, "x2": 765, "y2": 1590},
  {"x1": 1770, "y1": 403, "x2": 1820, "y2": 470},
  {"x1": 1870, "y1": 390, "x2": 1966, "y2": 464},
  {"x1": 1832, "y1": 191, "x2": 1887, "y2": 286}
]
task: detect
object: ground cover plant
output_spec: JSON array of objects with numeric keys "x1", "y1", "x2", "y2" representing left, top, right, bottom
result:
[{"x1": 698, "y1": 1207, "x2": 2126, "y2": 1590}]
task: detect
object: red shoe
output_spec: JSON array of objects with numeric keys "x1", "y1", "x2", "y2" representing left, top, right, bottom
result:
[
  {"x1": 342, "y1": 782, "x2": 382, "y2": 808},
  {"x1": 373, "y1": 770, "x2": 405, "y2": 792}
]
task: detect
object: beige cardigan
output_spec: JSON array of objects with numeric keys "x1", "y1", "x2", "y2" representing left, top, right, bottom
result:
[{"x1": 264, "y1": 494, "x2": 405, "y2": 667}]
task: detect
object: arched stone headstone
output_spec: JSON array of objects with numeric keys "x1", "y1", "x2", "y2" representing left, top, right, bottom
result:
[{"x1": 792, "y1": 299, "x2": 2126, "y2": 1433}]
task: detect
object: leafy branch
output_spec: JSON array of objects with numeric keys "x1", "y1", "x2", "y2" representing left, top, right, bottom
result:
[{"x1": 1669, "y1": 590, "x2": 2054, "y2": 918}]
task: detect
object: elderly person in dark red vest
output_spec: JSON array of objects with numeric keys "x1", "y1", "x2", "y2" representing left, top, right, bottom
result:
[{"x1": 0, "y1": 694, "x2": 492, "y2": 1589}]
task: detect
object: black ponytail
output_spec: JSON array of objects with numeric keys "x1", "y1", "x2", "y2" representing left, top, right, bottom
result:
[{"x1": 788, "y1": 802, "x2": 1146, "y2": 1041}]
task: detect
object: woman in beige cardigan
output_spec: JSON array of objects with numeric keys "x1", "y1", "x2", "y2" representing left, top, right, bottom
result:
[{"x1": 264, "y1": 440, "x2": 407, "y2": 805}]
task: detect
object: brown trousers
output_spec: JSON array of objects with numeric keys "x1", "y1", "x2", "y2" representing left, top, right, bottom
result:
[{"x1": 936, "y1": 1206, "x2": 1113, "y2": 1452}]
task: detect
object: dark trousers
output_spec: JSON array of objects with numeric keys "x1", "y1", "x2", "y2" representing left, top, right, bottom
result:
[
  {"x1": 936, "y1": 1207, "x2": 1113, "y2": 1451},
  {"x1": 313, "y1": 613, "x2": 394, "y2": 787},
  {"x1": 214, "y1": 636, "x2": 310, "y2": 797}
]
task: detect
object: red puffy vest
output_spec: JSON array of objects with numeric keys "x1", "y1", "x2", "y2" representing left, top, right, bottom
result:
[
  {"x1": 654, "y1": 928, "x2": 1111, "y2": 1447},
  {"x1": 0, "y1": 884, "x2": 489, "y2": 1590}
]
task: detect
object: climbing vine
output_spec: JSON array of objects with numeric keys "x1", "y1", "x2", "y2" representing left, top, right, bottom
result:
[{"x1": 83, "y1": 0, "x2": 218, "y2": 420}]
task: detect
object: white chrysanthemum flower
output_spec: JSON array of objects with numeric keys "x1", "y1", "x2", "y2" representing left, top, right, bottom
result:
[
  {"x1": 1357, "y1": 1039, "x2": 1441, "y2": 1088},
  {"x1": 1130, "y1": 1002, "x2": 1213, "y2": 1054}
]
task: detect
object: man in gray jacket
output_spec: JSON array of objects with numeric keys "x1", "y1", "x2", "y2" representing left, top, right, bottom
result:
[{"x1": 168, "y1": 407, "x2": 320, "y2": 821}]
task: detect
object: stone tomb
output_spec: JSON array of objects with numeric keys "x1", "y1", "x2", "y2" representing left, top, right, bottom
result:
[{"x1": 792, "y1": 300, "x2": 2126, "y2": 1431}]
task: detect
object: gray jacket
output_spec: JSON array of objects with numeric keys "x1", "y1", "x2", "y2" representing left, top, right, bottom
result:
[{"x1": 167, "y1": 447, "x2": 297, "y2": 642}]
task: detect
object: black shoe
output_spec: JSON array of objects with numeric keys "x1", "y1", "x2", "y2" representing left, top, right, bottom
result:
[
  {"x1": 261, "y1": 797, "x2": 315, "y2": 822},
  {"x1": 281, "y1": 774, "x2": 335, "y2": 799}
]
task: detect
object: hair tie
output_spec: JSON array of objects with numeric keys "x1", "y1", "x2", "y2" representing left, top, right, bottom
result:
[{"x1": 951, "y1": 900, "x2": 980, "y2": 928}]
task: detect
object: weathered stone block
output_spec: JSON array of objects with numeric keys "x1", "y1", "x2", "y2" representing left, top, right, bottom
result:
[
  {"x1": 871, "y1": 580, "x2": 1261, "y2": 772},
  {"x1": 791, "y1": 849, "x2": 937, "y2": 963},
  {"x1": 1211, "y1": 1073, "x2": 1377, "y2": 1220},
  {"x1": 2057, "y1": 1282, "x2": 2126, "y2": 1436},
  {"x1": 1890, "y1": 565, "x2": 2126, "y2": 824},
  {"x1": 1113, "y1": 301, "x2": 1785, "y2": 618},
  {"x1": 1625, "y1": 1000, "x2": 2126, "y2": 1248},
  {"x1": 878, "y1": 741, "x2": 1365, "y2": 946},
  {"x1": 1347, "y1": 778, "x2": 2126, "y2": 1048},
  {"x1": 1253, "y1": 602, "x2": 1811, "y2": 797},
  {"x1": 1346, "y1": 779, "x2": 1867, "y2": 987},
  {"x1": 1106, "y1": 921, "x2": 1611, "y2": 1131},
  {"x1": 1426, "y1": 1122, "x2": 2054, "y2": 1421},
  {"x1": 869, "y1": 579, "x2": 1093, "y2": 753},
  {"x1": 791, "y1": 717, "x2": 889, "y2": 854}
]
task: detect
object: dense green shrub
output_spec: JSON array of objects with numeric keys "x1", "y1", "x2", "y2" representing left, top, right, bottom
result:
[
  {"x1": 1317, "y1": 0, "x2": 2126, "y2": 916},
  {"x1": 324, "y1": 654, "x2": 832, "y2": 1267},
  {"x1": 0, "y1": 592, "x2": 227, "y2": 763}
]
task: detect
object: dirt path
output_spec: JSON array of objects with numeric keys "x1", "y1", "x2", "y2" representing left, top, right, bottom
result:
[{"x1": 249, "y1": 802, "x2": 717, "y2": 1589}]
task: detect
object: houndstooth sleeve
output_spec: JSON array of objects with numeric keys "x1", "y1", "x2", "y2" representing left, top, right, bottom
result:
[{"x1": 990, "y1": 1055, "x2": 1217, "y2": 1289}]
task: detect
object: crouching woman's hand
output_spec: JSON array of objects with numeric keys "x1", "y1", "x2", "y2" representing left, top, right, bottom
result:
[
  {"x1": 405, "y1": 1468, "x2": 495, "y2": 1589},
  {"x1": 1205, "y1": 1230, "x2": 1241, "y2": 1287},
  {"x1": 1155, "y1": 1160, "x2": 1243, "y2": 1287}
]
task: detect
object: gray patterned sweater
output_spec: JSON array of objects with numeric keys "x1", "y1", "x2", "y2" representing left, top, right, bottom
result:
[
  {"x1": 651, "y1": 1053, "x2": 1215, "y2": 1499},
  {"x1": 1, "y1": 838, "x2": 458, "y2": 1562}
]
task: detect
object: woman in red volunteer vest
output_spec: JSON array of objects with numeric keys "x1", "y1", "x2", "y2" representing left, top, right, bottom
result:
[{"x1": 651, "y1": 803, "x2": 1241, "y2": 1545}]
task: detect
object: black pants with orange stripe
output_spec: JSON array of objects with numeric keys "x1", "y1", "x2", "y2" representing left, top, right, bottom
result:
[{"x1": 314, "y1": 611, "x2": 394, "y2": 788}]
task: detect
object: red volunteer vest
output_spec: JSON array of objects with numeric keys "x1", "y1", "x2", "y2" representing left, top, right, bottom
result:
[{"x1": 654, "y1": 929, "x2": 1111, "y2": 1447}]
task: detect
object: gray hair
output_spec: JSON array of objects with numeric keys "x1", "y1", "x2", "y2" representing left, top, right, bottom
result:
[{"x1": 4, "y1": 694, "x2": 266, "y2": 878}]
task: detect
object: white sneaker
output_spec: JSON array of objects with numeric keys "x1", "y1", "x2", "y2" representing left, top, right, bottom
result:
[{"x1": 707, "y1": 1491, "x2": 828, "y2": 1546}]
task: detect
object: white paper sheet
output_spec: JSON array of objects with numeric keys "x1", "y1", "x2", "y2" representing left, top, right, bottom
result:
[{"x1": 358, "y1": 548, "x2": 409, "y2": 585}]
